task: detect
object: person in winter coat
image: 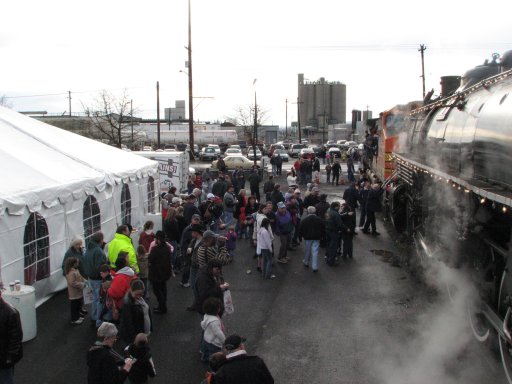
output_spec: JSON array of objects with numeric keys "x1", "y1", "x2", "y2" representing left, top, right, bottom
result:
[
  {"x1": 200, "y1": 297, "x2": 226, "y2": 362},
  {"x1": 270, "y1": 184, "x2": 285, "y2": 211},
  {"x1": 359, "y1": 181, "x2": 371, "y2": 228},
  {"x1": 253, "y1": 204, "x2": 273, "y2": 272},
  {"x1": 343, "y1": 182, "x2": 360, "y2": 227},
  {"x1": 124, "y1": 333, "x2": 156, "y2": 384},
  {"x1": 214, "y1": 334, "x2": 274, "y2": 384},
  {"x1": 331, "y1": 160, "x2": 341, "y2": 186},
  {"x1": 274, "y1": 202, "x2": 294, "y2": 263},
  {"x1": 362, "y1": 183, "x2": 384, "y2": 235},
  {"x1": 247, "y1": 169, "x2": 262, "y2": 201},
  {"x1": 108, "y1": 225, "x2": 139, "y2": 273},
  {"x1": 194, "y1": 259, "x2": 229, "y2": 315},
  {"x1": 340, "y1": 203, "x2": 356, "y2": 259},
  {"x1": 107, "y1": 254, "x2": 136, "y2": 311},
  {"x1": 262, "y1": 175, "x2": 275, "y2": 202},
  {"x1": 119, "y1": 280, "x2": 152, "y2": 345},
  {"x1": 64, "y1": 257, "x2": 88, "y2": 324},
  {"x1": 83, "y1": 231, "x2": 108, "y2": 327},
  {"x1": 138, "y1": 221, "x2": 155, "y2": 253},
  {"x1": 257, "y1": 218, "x2": 274, "y2": 279},
  {"x1": 148, "y1": 231, "x2": 173, "y2": 314},
  {"x1": 325, "y1": 202, "x2": 343, "y2": 266},
  {"x1": 87, "y1": 322, "x2": 133, "y2": 384},
  {"x1": 298, "y1": 206, "x2": 325, "y2": 272},
  {"x1": 61, "y1": 235, "x2": 86, "y2": 277},
  {"x1": 223, "y1": 184, "x2": 238, "y2": 228},
  {"x1": 0, "y1": 289, "x2": 23, "y2": 383}
]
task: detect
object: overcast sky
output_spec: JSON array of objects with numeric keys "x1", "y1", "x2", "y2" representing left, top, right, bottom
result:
[{"x1": 2, "y1": 0, "x2": 512, "y2": 127}]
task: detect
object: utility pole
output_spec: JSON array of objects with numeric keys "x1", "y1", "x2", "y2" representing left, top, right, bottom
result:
[
  {"x1": 68, "y1": 91, "x2": 72, "y2": 117},
  {"x1": 130, "y1": 99, "x2": 134, "y2": 147},
  {"x1": 156, "y1": 82, "x2": 161, "y2": 148},
  {"x1": 285, "y1": 98, "x2": 288, "y2": 138},
  {"x1": 419, "y1": 44, "x2": 427, "y2": 99},
  {"x1": 187, "y1": 0, "x2": 195, "y2": 159}
]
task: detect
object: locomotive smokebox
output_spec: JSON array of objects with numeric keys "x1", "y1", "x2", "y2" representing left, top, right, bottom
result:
[{"x1": 440, "y1": 76, "x2": 461, "y2": 97}]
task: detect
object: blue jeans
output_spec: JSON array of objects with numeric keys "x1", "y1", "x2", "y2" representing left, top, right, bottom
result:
[
  {"x1": 223, "y1": 211, "x2": 234, "y2": 227},
  {"x1": 0, "y1": 367, "x2": 14, "y2": 384},
  {"x1": 89, "y1": 279, "x2": 102, "y2": 325},
  {"x1": 262, "y1": 249, "x2": 273, "y2": 279},
  {"x1": 303, "y1": 240, "x2": 320, "y2": 270}
]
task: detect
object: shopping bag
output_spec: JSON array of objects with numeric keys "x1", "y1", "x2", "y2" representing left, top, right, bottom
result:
[
  {"x1": 83, "y1": 285, "x2": 94, "y2": 305},
  {"x1": 223, "y1": 289, "x2": 234, "y2": 315}
]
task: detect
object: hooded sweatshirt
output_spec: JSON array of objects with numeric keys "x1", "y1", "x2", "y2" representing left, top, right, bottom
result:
[
  {"x1": 107, "y1": 267, "x2": 136, "y2": 309},
  {"x1": 201, "y1": 314, "x2": 225, "y2": 348}
]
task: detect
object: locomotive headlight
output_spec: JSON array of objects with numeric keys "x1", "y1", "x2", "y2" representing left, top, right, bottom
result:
[
  {"x1": 503, "y1": 206, "x2": 508, "y2": 213},
  {"x1": 480, "y1": 198, "x2": 486, "y2": 204}
]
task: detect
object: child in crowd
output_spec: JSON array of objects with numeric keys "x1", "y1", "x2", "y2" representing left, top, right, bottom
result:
[
  {"x1": 124, "y1": 333, "x2": 156, "y2": 384},
  {"x1": 237, "y1": 206, "x2": 247, "y2": 239},
  {"x1": 224, "y1": 225, "x2": 238, "y2": 262},
  {"x1": 200, "y1": 297, "x2": 226, "y2": 363},
  {"x1": 136, "y1": 245, "x2": 149, "y2": 298},
  {"x1": 64, "y1": 257, "x2": 87, "y2": 325},
  {"x1": 98, "y1": 263, "x2": 113, "y2": 325},
  {"x1": 200, "y1": 352, "x2": 227, "y2": 384},
  {"x1": 325, "y1": 163, "x2": 332, "y2": 184}
]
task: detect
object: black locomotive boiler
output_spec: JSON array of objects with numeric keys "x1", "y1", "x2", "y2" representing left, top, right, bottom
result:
[{"x1": 385, "y1": 50, "x2": 512, "y2": 382}]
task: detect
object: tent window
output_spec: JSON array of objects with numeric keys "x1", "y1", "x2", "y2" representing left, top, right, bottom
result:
[
  {"x1": 121, "y1": 184, "x2": 132, "y2": 225},
  {"x1": 23, "y1": 213, "x2": 50, "y2": 285},
  {"x1": 83, "y1": 196, "x2": 101, "y2": 245},
  {"x1": 147, "y1": 176, "x2": 155, "y2": 213}
]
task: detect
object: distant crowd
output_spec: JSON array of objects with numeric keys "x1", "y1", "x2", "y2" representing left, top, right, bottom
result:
[{"x1": 0, "y1": 147, "x2": 386, "y2": 384}]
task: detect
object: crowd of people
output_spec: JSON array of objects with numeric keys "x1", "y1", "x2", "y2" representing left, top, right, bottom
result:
[{"x1": 0, "y1": 149, "x2": 385, "y2": 384}]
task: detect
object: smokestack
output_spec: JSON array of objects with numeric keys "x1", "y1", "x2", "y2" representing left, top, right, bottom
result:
[{"x1": 440, "y1": 76, "x2": 461, "y2": 97}]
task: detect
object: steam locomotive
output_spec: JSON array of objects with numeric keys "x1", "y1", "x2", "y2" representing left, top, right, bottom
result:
[{"x1": 382, "y1": 50, "x2": 512, "y2": 382}]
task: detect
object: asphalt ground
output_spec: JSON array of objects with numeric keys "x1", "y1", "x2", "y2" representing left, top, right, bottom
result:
[{"x1": 14, "y1": 165, "x2": 508, "y2": 384}]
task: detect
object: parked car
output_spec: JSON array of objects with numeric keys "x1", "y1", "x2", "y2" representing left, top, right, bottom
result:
[
  {"x1": 207, "y1": 144, "x2": 221, "y2": 156},
  {"x1": 212, "y1": 155, "x2": 260, "y2": 170},
  {"x1": 247, "y1": 147, "x2": 262, "y2": 160},
  {"x1": 309, "y1": 145, "x2": 322, "y2": 156},
  {"x1": 224, "y1": 147, "x2": 243, "y2": 156},
  {"x1": 177, "y1": 143, "x2": 199, "y2": 157},
  {"x1": 273, "y1": 148, "x2": 289, "y2": 162},
  {"x1": 299, "y1": 147, "x2": 315, "y2": 158},
  {"x1": 328, "y1": 147, "x2": 342, "y2": 160},
  {"x1": 336, "y1": 139, "x2": 347, "y2": 146},
  {"x1": 340, "y1": 141, "x2": 358, "y2": 151},
  {"x1": 237, "y1": 140, "x2": 248, "y2": 150},
  {"x1": 200, "y1": 147, "x2": 219, "y2": 161},
  {"x1": 276, "y1": 139, "x2": 294, "y2": 150},
  {"x1": 288, "y1": 143, "x2": 306, "y2": 157},
  {"x1": 229, "y1": 144, "x2": 241, "y2": 150}
]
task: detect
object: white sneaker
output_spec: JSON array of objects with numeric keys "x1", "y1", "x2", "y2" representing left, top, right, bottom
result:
[{"x1": 71, "y1": 317, "x2": 84, "y2": 325}]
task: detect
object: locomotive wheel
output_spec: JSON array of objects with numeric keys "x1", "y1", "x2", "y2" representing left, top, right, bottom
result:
[
  {"x1": 467, "y1": 300, "x2": 491, "y2": 342},
  {"x1": 498, "y1": 270, "x2": 512, "y2": 384}
]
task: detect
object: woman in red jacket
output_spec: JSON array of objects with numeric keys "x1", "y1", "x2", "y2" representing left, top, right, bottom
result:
[{"x1": 107, "y1": 253, "x2": 136, "y2": 311}]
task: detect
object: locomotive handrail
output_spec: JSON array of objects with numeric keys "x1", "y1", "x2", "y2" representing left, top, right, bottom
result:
[
  {"x1": 409, "y1": 68, "x2": 512, "y2": 115},
  {"x1": 393, "y1": 153, "x2": 512, "y2": 209}
]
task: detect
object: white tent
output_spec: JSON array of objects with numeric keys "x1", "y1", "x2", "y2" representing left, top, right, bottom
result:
[{"x1": 0, "y1": 106, "x2": 159, "y2": 304}]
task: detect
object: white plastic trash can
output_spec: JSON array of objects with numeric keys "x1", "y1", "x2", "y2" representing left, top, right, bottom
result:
[{"x1": 3, "y1": 285, "x2": 37, "y2": 342}]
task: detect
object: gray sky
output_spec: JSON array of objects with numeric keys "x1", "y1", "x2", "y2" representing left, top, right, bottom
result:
[{"x1": 2, "y1": 0, "x2": 512, "y2": 126}]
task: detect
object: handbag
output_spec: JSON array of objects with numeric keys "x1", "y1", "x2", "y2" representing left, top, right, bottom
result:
[
  {"x1": 83, "y1": 285, "x2": 94, "y2": 305},
  {"x1": 223, "y1": 289, "x2": 234, "y2": 315}
]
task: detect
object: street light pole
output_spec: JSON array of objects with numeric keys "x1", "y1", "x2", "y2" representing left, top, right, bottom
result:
[
  {"x1": 297, "y1": 96, "x2": 301, "y2": 144},
  {"x1": 130, "y1": 99, "x2": 133, "y2": 147},
  {"x1": 187, "y1": 0, "x2": 195, "y2": 159},
  {"x1": 285, "y1": 98, "x2": 288, "y2": 138},
  {"x1": 253, "y1": 79, "x2": 258, "y2": 167}
]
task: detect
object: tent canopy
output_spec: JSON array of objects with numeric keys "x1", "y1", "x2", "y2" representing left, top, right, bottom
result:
[{"x1": 0, "y1": 106, "x2": 157, "y2": 215}]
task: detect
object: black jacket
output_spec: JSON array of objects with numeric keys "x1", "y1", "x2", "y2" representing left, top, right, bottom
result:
[
  {"x1": 119, "y1": 295, "x2": 152, "y2": 344},
  {"x1": 343, "y1": 186, "x2": 360, "y2": 210},
  {"x1": 125, "y1": 343, "x2": 156, "y2": 384},
  {"x1": 263, "y1": 180, "x2": 275, "y2": 194},
  {"x1": 366, "y1": 188, "x2": 383, "y2": 213},
  {"x1": 194, "y1": 266, "x2": 223, "y2": 314},
  {"x1": 298, "y1": 214, "x2": 325, "y2": 240},
  {"x1": 87, "y1": 344, "x2": 128, "y2": 384},
  {"x1": 212, "y1": 180, "x2": 228, "y2": 198},
  {"x1": 213, "y1": 354, "x2": 274, "y2": 384},
  {"x1": 315, "y1": 201, "x2": 330, "y2": 220},
  {"x1": 247, "y1": 172, "x2": 261, "y2": 187},
  {"x1": 148, "y1": 243, "x2": 173, "y2": 282},
  {"x1": 303, "y1": 194, "x2": 320, "y2": 209},
  {"x1": 0, "y1": 299, "x2": 23, "y2": 369}
]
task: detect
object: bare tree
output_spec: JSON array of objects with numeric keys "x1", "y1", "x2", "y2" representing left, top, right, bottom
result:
[
  {"x1": 82, "y1": 89, "x2": 138, "y2": 149},
  {"x1": 224, "y1": 104, "x2": 269, "y2": 139}
]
